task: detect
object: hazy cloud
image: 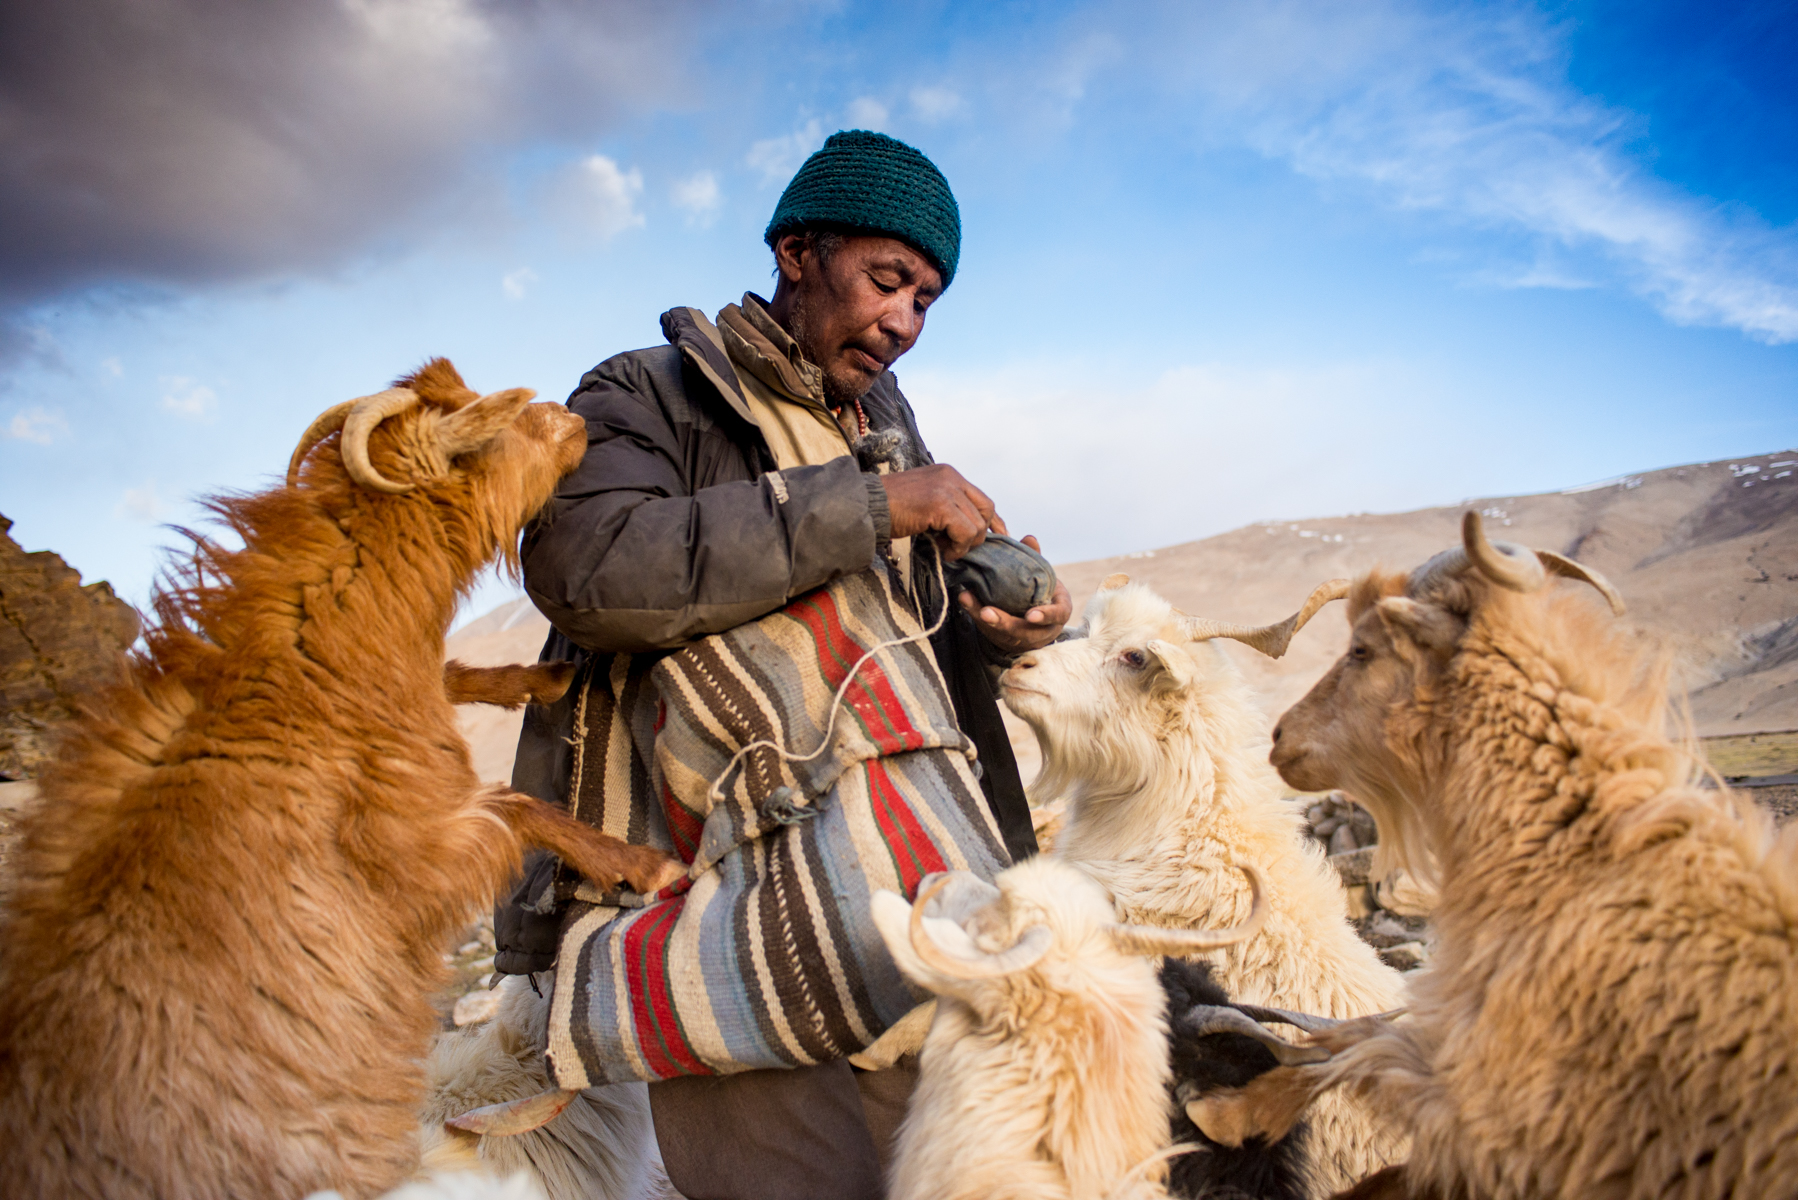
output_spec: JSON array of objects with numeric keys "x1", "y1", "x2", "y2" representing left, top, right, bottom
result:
[
  {"x1": 562, "y1": 155, "x2": 646, "y2": 240},
  {"x1": 0, "y1": 0, "x2": 699, "y2": 320},
  {"x1": 670, "y1": 170, "x2": 723, "y2": 227},
  {"x1": 117, "y1": 481, "x2": 165, "y2": 523},
  {"x1": 846, "y1": 96, "x2": 890, "y2": 129},
  {"x1": 100, "y1": 356, "x2": 124, "y2": 378},
  {"x1": 3, "y1": 406, "x2": 67, "y2": 445},
  {"x1": 159, "y1": 376, "x2": 218, "y2": 420},
  {"x1": 909, "y1": 86, "x2": 964, "y2": 123},
  {"x1": 501, "y1": 267, "x2": 538, "y2": 301},
  {"x1": 747, "y1": 119, "x2": 825, "y2": 186}
]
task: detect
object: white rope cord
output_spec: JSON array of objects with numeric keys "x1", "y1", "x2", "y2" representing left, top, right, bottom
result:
[{"x1": 706, "y1": 540, "x2": 955, "y2": 808}]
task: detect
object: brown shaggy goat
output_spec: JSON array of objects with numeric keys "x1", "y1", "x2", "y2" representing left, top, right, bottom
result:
[
  {"x1": 1255, "y1": 512, "x2": 1798, "y2": 1200},
  {"x1": 0, "y1": 360, "x2": 685, "y2": 1200}
]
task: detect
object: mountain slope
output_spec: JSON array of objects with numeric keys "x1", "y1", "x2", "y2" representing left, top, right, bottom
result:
[{"x1": 448, "y1": 449, "x2": 1798, "y2": 783}]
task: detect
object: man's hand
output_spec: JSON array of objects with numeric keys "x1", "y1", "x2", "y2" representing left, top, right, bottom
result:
[
  {"x1": 958, "y1": 535, "x2": 1072, "y2": 655},
  {"x1": 881, "y1": 464, "x2": 1007, "y2": 560}
]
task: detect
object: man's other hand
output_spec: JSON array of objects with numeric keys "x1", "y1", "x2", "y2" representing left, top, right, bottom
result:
[
  {"x1": 881, "y1": 464, "x2": 1007, "y2": 559},
  {"x1": 958, "y1": 535, "x2": 1072, "y2": 655}
]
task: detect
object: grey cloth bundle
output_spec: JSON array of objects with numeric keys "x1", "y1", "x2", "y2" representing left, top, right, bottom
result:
[{"x1": 945, "y1": 534, "x2": 1057, "y2": 617}]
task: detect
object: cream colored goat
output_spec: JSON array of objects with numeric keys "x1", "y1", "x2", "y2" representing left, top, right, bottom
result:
[
  {"x1": 1261, "y1": 513, "x2": 1798, "y2": 1199},
  {"x1": 870, "y1": 855, "x2": 1269, "y2": 1200},
  {"x1": 1000, "y1": 579, "x2": 1408, "y2": 1196}
]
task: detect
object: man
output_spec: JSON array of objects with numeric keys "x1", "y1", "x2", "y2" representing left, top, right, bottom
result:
[{"x1": 495, "y1": 130, "x2": 1071, "y2": 1199}]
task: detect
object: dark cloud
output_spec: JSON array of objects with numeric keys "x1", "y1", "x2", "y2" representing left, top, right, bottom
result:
[{"x1": 0, "y1": 0, "x2": 703, "y2": 312}]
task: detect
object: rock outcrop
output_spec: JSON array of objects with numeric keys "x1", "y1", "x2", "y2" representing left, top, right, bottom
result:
[{"x1": 0, "y1": 515, "x2": 139, "y2": 780}]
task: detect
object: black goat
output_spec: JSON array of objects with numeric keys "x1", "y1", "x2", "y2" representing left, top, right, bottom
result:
[{"x1": 1161, "y1": 958, "x2": 1315, "y2": 1200}]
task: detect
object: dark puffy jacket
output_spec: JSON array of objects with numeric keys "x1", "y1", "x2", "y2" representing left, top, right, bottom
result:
[{"x1": 494, "y1": 306, "x2": 1036, "y2": 974}]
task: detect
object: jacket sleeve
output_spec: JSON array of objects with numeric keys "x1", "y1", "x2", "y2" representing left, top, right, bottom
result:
[{"x1": 521, "y1": 352, "x2": 885, "y2": 653}]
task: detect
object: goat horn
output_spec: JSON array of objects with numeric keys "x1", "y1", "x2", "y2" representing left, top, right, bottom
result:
[
  {"x1": 1229, "y1": 1004, "x2": 1344, "y2": 1036},
  {"x1": 1178, "y1": 580, "x2": 1351, "y2": 659},
  {"x1": 1536, "y1": 550, "x2": 1626, "y2": 616},
  {"x1": 1180, "y1": 1005, "x2": 1333, "y2": 1065},
  {"x1": 340, "y1": 387, "x2": 421, "y2": 494},
  {"x1": 1108, "y1": 864, "x2": 1268, "y2": 956},
  {"x1": 908, "y1": 875, "x2": 1053, "y2": 981},
  {"x1": 1462, "y1": 511, "x2": 1545, "y2": 593},
  {"x1": 286, "y1": 401, "x2": 354, "y2": 487},
  {"x1": 446, "y1": 1086, "x2": 580, "y2": 1136}
]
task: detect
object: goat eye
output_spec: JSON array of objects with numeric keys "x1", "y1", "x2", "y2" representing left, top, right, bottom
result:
[
  {"x1": 1121, "y1": 649, "x2": 1148, "y2": 669},
  {"x1": 1349, "y1": 644, "x2": 1370, "y2": 662}
]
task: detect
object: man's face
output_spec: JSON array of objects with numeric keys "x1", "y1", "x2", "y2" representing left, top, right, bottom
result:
[{"x1": 779, "y1": 234, "x2": 944, "y2": 406}]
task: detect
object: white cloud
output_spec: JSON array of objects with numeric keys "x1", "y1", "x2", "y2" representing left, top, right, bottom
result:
[
  {"x1": 670, "y1": 170, "x2": 722, "y2": 227},
  {"x1": 566, "y1": 155, "x2": 646, "y2": 240},
  {"x1": 847, "y1": 96, "x2": 889, "y2": 129},
  {"x1": 100, "y1": 356, "x2": 123, "y2": 377},
  {"x1": 117, "y1": 480, "x2": 164, "y2": 522},
  {"x1": 3, "y1": 406, "x2": 68, "y2": 444},
  {"x1": 746, "y1": 119, "x2": 824, "y2": 186},
  {"x1": 501, "y1": 267, "x2": 537, "y2": 301},
  {"x1": 909, "y1": 86, "x2": 964, "y2": 123},
  {"x1": 1134, "y1": 1, "x2": 1798, "y2": 343},
  {"x1": 159, "y1": 375, "x2": 217, "y2": 419}
]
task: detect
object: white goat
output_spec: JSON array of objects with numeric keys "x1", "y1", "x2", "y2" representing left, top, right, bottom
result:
[
  {"x1": 419, "y1": 974, "x2": 670, "y2": 1200},
  {"x1": 1000, "y1": 579, "x2": 1408, "y2": 1196},
  {"x1": 870, "y1": 854, "x2": 1269, "y2": 1200}
]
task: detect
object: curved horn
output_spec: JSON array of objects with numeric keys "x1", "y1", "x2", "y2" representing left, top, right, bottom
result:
[
  {"x1": 1536, "y1": 550, "x2": 1626, "y2": 616},
  {"x1": 908, "y1": 876, "x2": 1053, "y2": 981},
  {"x1": 1230, "y1": 1004, "x2": 1345, "y2": 1036},
  {"x1": 340, "y1": 387, "x2": 421, "y2": 494},
  {"x1": 1177, "y1": 580, "x2": 1351, "y2": 659},
  {"x1": 1108, "y1": 864, "x2": 1269, "y2": 956},
  {"x1": 1181, "y1": 1005, "x2": 1333, "y2": 1065},
  {"x1": 286, "y1": 401, "x2": 354, "y2": 487},
  {"x1": 1462, "y1": 511, "x2": 1545, "y2": 593}
]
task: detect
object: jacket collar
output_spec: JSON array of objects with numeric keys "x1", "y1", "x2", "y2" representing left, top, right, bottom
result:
[
  {"x1": 658, "y1": 305, "x2": 756, "y2": 427},
  {"x1": 715, "y1": 293, "x2": 827, "y2": 411}
]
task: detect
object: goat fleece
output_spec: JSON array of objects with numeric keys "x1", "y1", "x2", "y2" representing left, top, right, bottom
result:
[
  {"x1": 1000, "y1": 580, "x2": 1408, "y2": 1196},
  {"x1": 0, "y1": 360, "x2": 682, "y2": 1200},
  {"x1": 1268, "y1": 512, "x2": 1798, "y2": 1200},
  {"x1": 420, "y1": 974, "x2": 667, "y2": 1200},
  {"x1": 871, "y1": 854, "x2": 1270, "y2": 1200}
]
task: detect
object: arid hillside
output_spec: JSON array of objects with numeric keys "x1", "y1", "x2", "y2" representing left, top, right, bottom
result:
[{"x1": 449, "y1": 449, "x2": 1798, "y2": 785}]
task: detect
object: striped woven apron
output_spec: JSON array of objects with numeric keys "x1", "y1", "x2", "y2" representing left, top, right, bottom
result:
[{"x1": 544, "y1": 557, "x2": 1009, "y2": 1085}]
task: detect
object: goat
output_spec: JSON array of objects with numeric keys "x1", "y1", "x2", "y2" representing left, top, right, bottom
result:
[
  {"x1": 871, "y1": 855, "x2": 1270, "y2": 1200},
  {"x1": 0, "y1": 360, "x2": 686, "y2": 1200},
  {"x1": 999, "y1": 579, "x2": 1408, "y2": 1195},
  {"x1": 1160, "y1": 957, "x2": 1315, "y2": 1200},
  {"x1": 420, "y1": 974, "x2": 669, "y2": 1200},
  {"x1": 1258, "y1": 511, "x2": 1798, "y2": 1200}
]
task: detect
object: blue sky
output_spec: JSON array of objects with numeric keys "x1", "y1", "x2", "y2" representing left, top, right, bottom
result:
[{"x1": 1, "y1": 0, "x2": 1793, "y2": 624}]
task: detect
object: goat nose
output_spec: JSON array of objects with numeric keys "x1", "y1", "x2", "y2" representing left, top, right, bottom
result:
[{"x1": 1270, "y1": 723, "x2": 1283, "y2": 744}]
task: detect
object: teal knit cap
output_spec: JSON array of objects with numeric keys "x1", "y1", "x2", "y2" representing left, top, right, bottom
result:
[{"x1": 764, "y1": 130, "x2": 961, "y2": 287}]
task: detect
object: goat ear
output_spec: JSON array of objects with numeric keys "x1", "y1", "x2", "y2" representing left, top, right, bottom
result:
[
  {"x1": 1099, "y1": 573, "x2": 1130, "y2": 591},
  {"x1": 438, "y1": 387, "x2": 536, "y2": 458},
  {"x1": 1144, "y1": 639, "x2": 1195, "y2": 691},
  {"x1": 1374, "y1": 597, "x2": 1460, "y2": 654}
]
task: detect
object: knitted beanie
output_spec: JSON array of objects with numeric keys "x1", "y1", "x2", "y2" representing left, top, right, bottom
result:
[{"x1": 764, "y1": 130, "x2": 961, "y2": 287}]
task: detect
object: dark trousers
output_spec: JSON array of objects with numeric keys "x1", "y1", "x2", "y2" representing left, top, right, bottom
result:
[{"x1": 649, "y1": 1059, "x2": 918, "y2": 1200}]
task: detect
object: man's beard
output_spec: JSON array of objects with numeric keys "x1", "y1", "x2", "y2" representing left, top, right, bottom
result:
[{"x1": 789, "y1": 291, "x2": 879, "y2": 408}]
